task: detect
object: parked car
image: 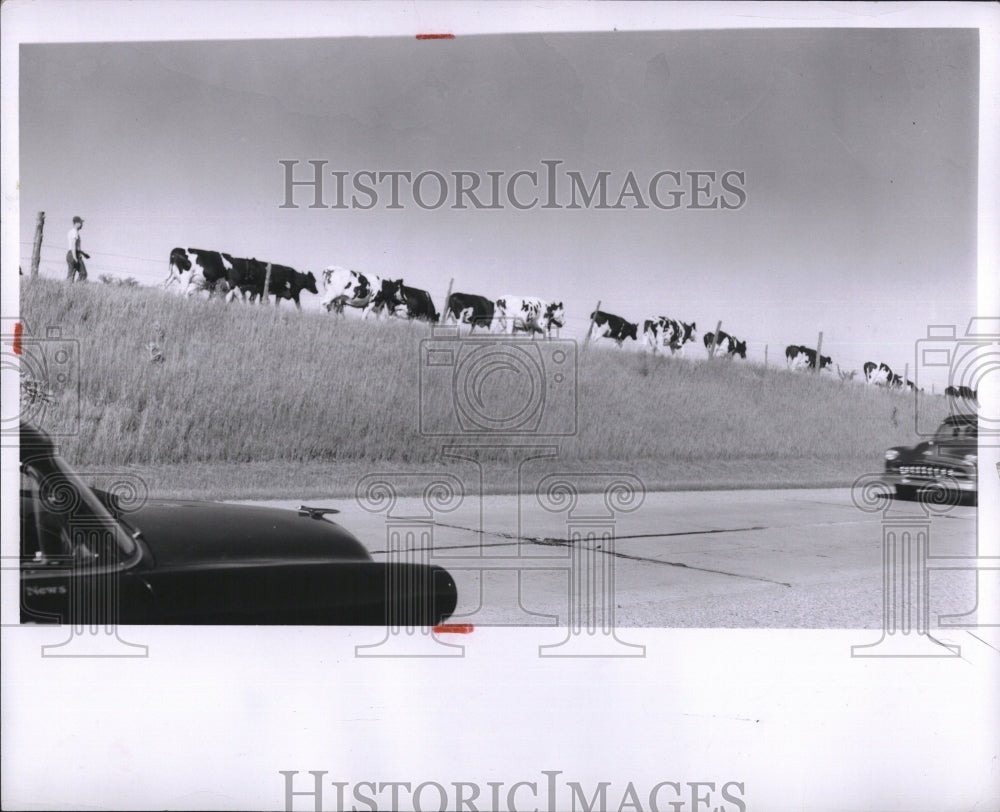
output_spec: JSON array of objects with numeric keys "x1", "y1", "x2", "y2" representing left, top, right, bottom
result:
[
  {"x1": 883, "y1": 413, "x2": 978, "y2": 503},
  {"x1": 18, "y1": 422, "x2": 458, "y2": 625}
]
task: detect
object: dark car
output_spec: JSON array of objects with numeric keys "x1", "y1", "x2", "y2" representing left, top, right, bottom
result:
[
  {"x1": 18, "y1": 422, "x2": 458, "y2": 625},
  {"x1": 883, "y1": 413, "x2": 978, "y2": 503}
]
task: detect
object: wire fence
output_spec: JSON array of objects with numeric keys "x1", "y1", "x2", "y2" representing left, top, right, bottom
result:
[{"x1": 19, "y1": 240, "x2": 936, "y2": 389}]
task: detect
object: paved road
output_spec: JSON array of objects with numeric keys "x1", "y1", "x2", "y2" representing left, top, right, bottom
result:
[{"x1": 237, "y1": 488, "x2": 980, "y2": 628}]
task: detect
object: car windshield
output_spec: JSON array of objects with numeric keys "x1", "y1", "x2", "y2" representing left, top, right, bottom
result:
[
  {"x1": 934, "y1": 421, "x2": 977, "y2": 442},
  {"x1": 20, "y1": 452, "x2": 138, "y2": 564}
]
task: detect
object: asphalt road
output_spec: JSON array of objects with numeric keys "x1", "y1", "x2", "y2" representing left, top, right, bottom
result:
[{"x1": 239, "y1": 488, "x2": 980, "y2": 628}]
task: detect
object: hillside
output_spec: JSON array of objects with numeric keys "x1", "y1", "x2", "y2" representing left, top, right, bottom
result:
[{"x1": 17, "y1": 278, "x2": 947, "y2": 498}]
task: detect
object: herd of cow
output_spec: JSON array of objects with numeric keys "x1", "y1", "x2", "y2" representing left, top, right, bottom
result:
[
  {"x1": 161, "y1": 247, "x2": 739, "y2": 354},
  {"x1": 160, "y1": 247, "x2": 976, "y2": 399}
]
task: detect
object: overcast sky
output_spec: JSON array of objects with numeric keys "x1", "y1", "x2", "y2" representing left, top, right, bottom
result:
[{"x1": 18, "y1": 28, "x2": 979, "y2": 380}]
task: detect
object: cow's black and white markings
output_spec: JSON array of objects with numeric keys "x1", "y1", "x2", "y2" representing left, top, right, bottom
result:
[
  {"x1": 862, "y1": 362, "x2": 919, "y2": 391},
  {"x1": 266, "y1": 264, "x2": 319, "y2": 309},
  {"x1": 703, "y1": 330, "x2": 747, "y2": 359},
  {"x1": 785, "y1": 345, "x2": 832, "y2": 371},
  {"x1": 165, "y1": 247, "x2": 235, "y2": 297},
  {"x1": 446, "y1": 292, "x2": 495, "y2": 332},
  {"x1": 945, "y1": 385, "x2": 977, "y2": 402},
  {"x1": 590, "y1": 310, "x2": 638, "y2": 346},
  {"x1": 374, "y1": 278, "x2": 407, "y2": 317},
  {"x1": 643, "y1": 317, "x2": 697, "y2": 355},
  {"x1": 222, "y1": 256, "x2": 269, "y2": 302},
  {"x1": 165, "y1": 247, "x2": 193, "y2": 290},
  {"x1": 321, "y1": 267, "x2": 404, "y2": 318},
  {"x1": 321, "y1": 267, "x2": 376, "y2": 315},
  {"x1": 493, "y1": 296, "x2": 565, "y2": 338},
  {"x1": 863, "y1": 361, "x2": 895, "y2": 386},
  {"x1": 398, "y1": 285, "x2": 440, "y2": 322}
]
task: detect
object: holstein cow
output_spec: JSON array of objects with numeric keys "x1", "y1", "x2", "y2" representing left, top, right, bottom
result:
[
  {"x1": 398, "y1": 285, "x2": 440, "y2": 323},
  {"x1": 321, "y1": 267, "x2": 404, "y2": 318},
  {"x1": 165, "y1": 247, "x2": 236, "y2": 297},
  {"x1": 493, "y1": 296, "x2": 565, "y2": 338},
  {"x1": 266, "y1": 264, "x2": 319, "y2": 310},
  {"x1": 863, "y1": 361, "x2": 895, "y2": 387},
  {"x1": 590, "y1": 311, "x2": 638, "y2": 347},
  {"x1": 643, "y1": 317, "x2": 697, "y2": 355},
  {"x1": 945, "y1": 385, "x2": 978, "y2": 402},
  {"x1": 221, "y1": 256, "x2": 269, "y2": 302},
  {"x1": 445, "y1": 292, "x2": 495, "y2": 332},
  {"x1": 785, "y1": 345, "x2": 832, "y2": 371},
  {"x1": 703, "y1": 330, "x2": 747, "y2": 359},
  {"x1": 886, "y1": 373, "x2": 918, "y2": 391}
]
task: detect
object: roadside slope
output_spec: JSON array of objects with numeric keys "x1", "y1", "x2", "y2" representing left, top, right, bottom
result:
[{"x1": 19, "y1": 278, "x2": 946, "y2": 496}]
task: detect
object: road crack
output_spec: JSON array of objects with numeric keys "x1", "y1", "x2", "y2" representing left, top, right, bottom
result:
[{"x1": 370, "y1": 521, "x2": 793, "y2": 587}]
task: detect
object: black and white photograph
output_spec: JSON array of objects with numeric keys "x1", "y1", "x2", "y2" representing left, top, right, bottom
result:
[{"x1": 2, "y1": 2, "x2": 998, "y2": 811}]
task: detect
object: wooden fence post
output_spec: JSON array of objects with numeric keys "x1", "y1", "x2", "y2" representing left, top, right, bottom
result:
[
  {"x1": 764, "y1": 344, "x2": 768, "y2": 368},
  {"x1": 30, "y1": 211, "x2": 45, "y2": 277},
  {"x1": 814, "y1": 331, "x2": 824, "y2": 373},
  {"x1": 262, "y1": 262, "x2": 272, "y2": 305},
  {"x1": 903, "y1": 363, "x2": 909, "y2": 388},
  {"x1": 708, "y1": 320, "x2": 722, "y2": 357},
  {"x1": 441, "y1": 277, "x2": 454, "y2": 323},
  {"x1": 584, "y1": 300, "x2": 601, "y2": 345}
]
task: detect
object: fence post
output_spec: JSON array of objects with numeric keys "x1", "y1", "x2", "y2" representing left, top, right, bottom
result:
[
  {"x1": 31, "y1": 211, "x2": 45, "y2": 277},
  {"x1": 584, "y1": 300, "x2": 601, "y2": 345},
  {"x1": 814, "y1": 331, "x2": 824, "y2": 372},
  {"x1": 764, "y1": 344, "x2": 768, "y2": 368},
  {"x1": 903, "y1": 363, "x2": 909, "y2": 389},
  {"x1": 708, "y1": 320, "x2": 722, "y2": 357},
  {"x1": 441, "y1": 277, "x2": 454, "y2": 323},
  {"x1": 262, "y1": 262, "x2": 272, "y2": 305}
]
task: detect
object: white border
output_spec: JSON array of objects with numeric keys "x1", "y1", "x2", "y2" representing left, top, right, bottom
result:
[{"x1": 2, "y1": 3, "x2": 998, "y2": 811}]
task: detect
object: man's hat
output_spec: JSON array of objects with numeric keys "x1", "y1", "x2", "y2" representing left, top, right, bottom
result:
[{"x1": 72, "y1": 216, "x2": 84, "y2": 225}]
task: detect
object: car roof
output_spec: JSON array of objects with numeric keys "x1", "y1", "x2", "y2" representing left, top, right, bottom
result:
[
  {"x1": 943, "y1": 413, "x2": 977, "y2": 426},
  {"x1": 19, "y1": 422, "x2": 56, "y2": 461}
]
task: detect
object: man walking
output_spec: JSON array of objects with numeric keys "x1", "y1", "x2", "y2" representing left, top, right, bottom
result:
[{"x1": 66, "y1": 215, "x2": 89, "y2": 282}]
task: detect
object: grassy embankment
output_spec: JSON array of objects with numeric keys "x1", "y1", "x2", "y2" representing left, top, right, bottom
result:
[{"x1": 18, "y1": 277, "x2": 946, "y2": 499}]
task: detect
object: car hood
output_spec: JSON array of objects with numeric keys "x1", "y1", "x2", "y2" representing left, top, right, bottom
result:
[
  {"x1": 124, "y1": 499, "x2": 373, "y2": 569},
  {"x1": 891, "y1": 439, "x2": 976, "y2": 464}
]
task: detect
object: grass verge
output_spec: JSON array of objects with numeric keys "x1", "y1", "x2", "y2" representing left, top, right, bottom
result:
[{"x1": 20, "y1": 276, "x2": 946, "y2": 499}]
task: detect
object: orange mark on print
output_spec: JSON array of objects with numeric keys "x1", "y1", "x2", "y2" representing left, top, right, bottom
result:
[
  {"x1": 433, "y1": 623, "x2": 474, "y2": 634},
  {"x1": 13, "y1": 322, "x2": 23, "y2": 355},
  {"x1": 416, "y1": 33, "x2": 455, "y2": 40}
]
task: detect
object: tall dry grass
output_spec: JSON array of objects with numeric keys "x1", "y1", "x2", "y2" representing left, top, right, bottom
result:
[{"x1": 19, "y1": 277, "x2": 948, "y2": 470}]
